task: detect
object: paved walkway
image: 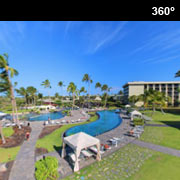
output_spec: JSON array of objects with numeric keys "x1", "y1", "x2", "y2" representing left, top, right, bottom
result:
[
  {"x1": 9, "y1": 122, "x2": 43, "y2": 180},
  {"x1": 132, "y1": 140, "x2": 180, "y2": 157}
]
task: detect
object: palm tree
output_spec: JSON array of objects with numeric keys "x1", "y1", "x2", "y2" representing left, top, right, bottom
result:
[
  {"x1": 101, "y1": 84, "x2": 111, "y2": 108},
  {"x1": 0, "y1": 121, "x2": 6, "y2": 144},
  {"x1": 95, "y1": 82, "x2": 101, "y2": 95},
  {"x1": 16, "y1": 87, "x2": 29, "y2": 105},
  {"x1": 67, "y1": 82, "x2": 77, "y2": 110},
  {"x1": 129, "y1": 95, "x2": 139, "y2": 106},
  {"x1": 26, "y1": 86, "x2": 37, "y2": 105},
  {"x1": 41, "y1": 79, "x2": 51, "y2": 105},
  {"x1": 58, "y1": 81, "x2": 65, "y2": 97},
  {"x1": 79, "y1": 87, "x2": 87, "y2": 108},
  {"x1": 55, "y1": 92, "x2": 59, "y2": 99},
  {"x1": 82, "y1": 74, "x2": 93, "y2": 109},
  {"x1": 80, "y1": 86, "x2": 87, "y2": 94},
  {"x1": 175, "y1": 70, "x2": 180, "y2": 77},
  {"x1": 37, "y1": 93, "x2": 43, "y2": 105},
  {"x1": 0, "y1": 53, "x2": 20, "y2": 127}
]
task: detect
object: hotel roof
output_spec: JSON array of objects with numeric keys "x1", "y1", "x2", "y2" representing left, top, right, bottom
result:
[{"x1": 123, "y1": 81, "x2": 180, "y2": 87}]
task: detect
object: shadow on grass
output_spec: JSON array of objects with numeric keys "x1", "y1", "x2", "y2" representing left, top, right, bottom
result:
[
  {"x1": 53, "y1": 145, "x2": 74, "y2": 170},
  {"x1": 160, "y1": 121, "x2": 180, "y2": 129},
  {"x1": 53, "y1": 145, "x2": 62, "y2": 156},
  {"x1": 146, "y1": 121, "x2": 180, "y2": 130}
]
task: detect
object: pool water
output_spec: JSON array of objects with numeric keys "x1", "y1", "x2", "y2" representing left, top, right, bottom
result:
[
  {"x1": 28, "y1": 111, "x2": 64, "y2": 121},
  {"x1": 65, "y1": 110, "x2": 122, "y2": 137}
]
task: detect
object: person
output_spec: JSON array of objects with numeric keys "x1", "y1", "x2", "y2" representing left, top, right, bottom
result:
[
  {"x1": 26, "y1": 132, "x2": 30, "y2": 141},
  {"x1": 48, "y1": 117, "x2": 51, "y2": 124}
]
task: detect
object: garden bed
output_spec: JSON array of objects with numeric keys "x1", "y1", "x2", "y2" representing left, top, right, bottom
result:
[
  {"x1": 35, "y1": 147, "x2": 49, "y2": 156},
  {"x1": 0, "y1": 161, "x2": 14, "y2": 180},
  {"x1": 0, "y1": 126, "x2": 31, "y2": 148},
  {"x1": 38, "y1": 125, "x2": 62, "y2": 139}
]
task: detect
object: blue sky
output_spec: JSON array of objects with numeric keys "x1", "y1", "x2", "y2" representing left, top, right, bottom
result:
[{"x1": 0, "y1": 21, "x2": 180, "y2": 96}]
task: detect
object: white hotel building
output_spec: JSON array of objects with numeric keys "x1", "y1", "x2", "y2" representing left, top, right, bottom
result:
[{"x1": 123, "y1": 81, "x2": 180, "y2": 106}]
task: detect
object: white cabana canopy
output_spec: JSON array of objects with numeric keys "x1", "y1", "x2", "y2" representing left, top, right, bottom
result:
[
  {"x1": 125, "y1": 104, "x2": 131, "y2": 108},
  {"x1": 130, "y1": 110, "x2": 142, "y2": 118},
  {"x1": 61, "y1": 132, "x2": 101, "y2": 172}
]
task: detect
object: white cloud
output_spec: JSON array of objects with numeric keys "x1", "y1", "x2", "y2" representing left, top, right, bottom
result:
[
  {"x1": 93, "y1": 22, "x2": 128, "y2": 53},
  {"x1": 86, "y1": 21, "x2": 128, "y2": 54},
  {"x1": 0, "y1": 22, "x2": 26, "y2": 51}
]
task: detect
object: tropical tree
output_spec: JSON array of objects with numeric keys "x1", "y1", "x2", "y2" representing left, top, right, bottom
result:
[
  {"x1": 138, "y1": 90, "x2": 152, "y2": 109},
  {"x1": 138, "y1": 89, "x2": 171, "y2": 115},
  {"x1": 95, "y1": 82, "x2": 101, "y2": 95},
  {"x1": 41, "y1": 79, "x2": 51, "y2": 104},
  {"x1": 26, "y1": 86, "x2": 37, "y2": 105},
  {"x1": 118, "y1": 90, "x2": 123, "y2": 95},
  {"x1": 101, "y1": 84, "x2": 111, "y2": 108},
  {"x1": 0, "y1": 121, "x2": 6, "y2": 144},
  {"x1": 79, "y1": 87, "x2": 87, "y2": 107},
  {"x1": 80, "y1": 86, "x2": 87, "y2": 95},
  {"x1": 58, "y1": 81, "x2": 65, "y2": 97},
  {"x1": 37, "y1": 93, "x2": 43, "y2": 105},
  {"x1": 55, "y1": 92, "x2": 59, "y2": 99},
  {"x1": 82, "y1": 74, "x2": 93, "y2": 109},
  {"x1": 175, "y1": 70, "x2": 180, "y2": 78},
  {"x1": 0, "y1": 53, "x2": 20, "y2": 127},
  {"x1": 16, "y1": 87, "x2": 28, "y2": 105},
  {"x1": 67, "y1": 82, "x2": 77, "y2": 110},
  {"x1": 129, "y1": 95, "x2": 139, "y2": 106}
]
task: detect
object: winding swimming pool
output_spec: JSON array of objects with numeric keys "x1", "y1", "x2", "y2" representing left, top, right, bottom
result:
[
  {"x1": 28, "y1": 111, "x2": 64, "y2": 121},
  {"x1": 65, "y1": 110, "x2": 122, "y2": 137}
]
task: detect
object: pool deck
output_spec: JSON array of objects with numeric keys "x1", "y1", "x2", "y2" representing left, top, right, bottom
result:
[
  {"x1": 35, "y1": 111, "x2": 135, "y2": 179},
  {"x1": 50, "y1": 109, "x2": 90, "y2": 124}
]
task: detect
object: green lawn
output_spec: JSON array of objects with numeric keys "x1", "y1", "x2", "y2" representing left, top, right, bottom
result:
[
  {"x1": 3, "y1": 109, "x2": 31, "y2": 114},
  {"x1": 0, "y1": 146, "x2": 20, "y2": 163},
  {"x1": 36, "y1": 112, "x2": 98, "y2": 152},
  {"x1": 128, "y1": 151, "x2": 180, "y2": 180},
  {"x1": 62, "y1": 144, "x2": 153, "y2": 180},
  {"x1": 108, "y1": 106, "x2": 119, "y2": 110},
  {"x1": 142, "y1": 110, "x2": 180, "y2": 124},
  {"x1": 2, "y1": 127, "x2": 14, "y2": 137},
  {"x1": 62, "y1": 144, "x2": 180, "y2": 180},
  {"x1": 140, "y1": 126, "x2": 180, "y2": 150},
  {"x1": 0, "y1": 127, "x2": 18, "y2": 163}
]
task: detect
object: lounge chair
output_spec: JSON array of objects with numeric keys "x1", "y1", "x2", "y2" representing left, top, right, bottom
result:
[
  {"x1": 109, "y1": 139, "x2": 118, "y2": 147},
  {"x1": 56, "y1": 121, "x2": 60, "y2": 124},
  {"x1": 51, "y1": 120, "x2": 55, "y2": 124},
  {"x1": 5, "y1": 123, "x2": 11, "y2": 127},
  {"x1": 61, "y1": 120, "x2": 66, "y2": 124},
  {"x1": 89, "y1": 146, "x2": 104, "y2": 154},
  {"x1": 81, "y1": 150, "x2": 93, "y2": 158},
  {"x1": 45, "y1": 121, "x2": 49, "y2": 125}
]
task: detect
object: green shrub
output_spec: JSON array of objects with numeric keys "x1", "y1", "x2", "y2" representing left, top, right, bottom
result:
[
  {"x1": 61, "y1": 110, "x2": 70, "y2": 116},
  {"x1": 133, "y1": 118, "x2": 144, "y2": 126},
  {"x1": 49, "y1": 109, "x2": 55, "y2": 113},
  {"x1": 35, "y1": 156, "x2": 59, "y2": 180}
]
